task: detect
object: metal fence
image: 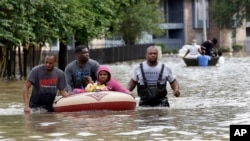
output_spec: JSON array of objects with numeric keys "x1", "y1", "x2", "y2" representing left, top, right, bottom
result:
[{"x1": 67, "y1": 43, "x2": 155, "y2": 64}]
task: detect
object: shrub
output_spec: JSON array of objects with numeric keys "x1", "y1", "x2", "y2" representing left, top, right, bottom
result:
[
  {"x1": 172, "y1": 49, "x2": 178, "y2": 54},
  {"x1": 156, "y1": 43, "x2": 168, "y2": 53},
  {"x1": 162, "y1": 48, "x2": 178, "y2": 54},
  {"x1": 232, "y1": 44, "x2": 243, "y2": 52},
  {"x1": 217, "y1": 47, "x2": 230, "y2": 52},
  {"x1": 155, "y1": 43, "x2": 178, "y2": 54}
]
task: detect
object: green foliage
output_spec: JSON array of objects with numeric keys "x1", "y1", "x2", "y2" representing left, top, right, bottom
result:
[
  {"x1": 210, "y1": 0, "x2": 249, "y2": 29},
  {"x1": 210, "y1": 0, "x2": 250, "y2": 50},
  {"x1": 163, "y1": 48, "x2": 178, "y2": 54},
  {"x1": 111, "y1": 0, "x2": 164, "y2": 45},
  {"x1": 155, "y1": 43, "x2": 178, "y2": 54},
  {"x1": 217, "y1": 47, "x2": 230, "y2": 52},
  {"x1": 156, "y1": 43, "x2": 167, "y2": 53},
  {"x1": 232, "y1": 44, "x2": 243, "y2": 52},
  {"x1": 0, "y1": 0, "x2": 132, "y2": 78},
  {"x1": 0, "y1": 0, "x2": 162, "y2": 47},
  {"x1": 73, "y1": 0, "x2": 116, "y2": 44},
  {"x1": 0, "y1": 0, "x2": 116, "y2": 46},
  {"x1": 172, "y1": 49, "x2": 178, "y2": 54}
]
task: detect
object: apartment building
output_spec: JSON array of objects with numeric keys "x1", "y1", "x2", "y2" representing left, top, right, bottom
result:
[{"x1": 156, "y1": 0, "x2": 248, "y2": 51}]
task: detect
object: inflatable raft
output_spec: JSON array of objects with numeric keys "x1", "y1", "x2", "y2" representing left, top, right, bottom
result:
[{"x1": 53, "y1": 91, "x2": 136, "y2": 112}]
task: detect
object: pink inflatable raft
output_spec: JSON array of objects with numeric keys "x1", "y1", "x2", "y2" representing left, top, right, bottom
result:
[{"x1": 53, "y1": 91, "x2": 136, "y2": 112}]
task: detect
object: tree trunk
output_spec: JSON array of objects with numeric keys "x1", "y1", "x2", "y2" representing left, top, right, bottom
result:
[
  {"x1": 23, "y1": 48, "x2": 28, "y2": 78},
  {"x1": 6, "y1": 46, "x2": 11, "y2": 78},
  {"x1": 58, "y1": 42, "x2": 67, "y2": 71},
  {"x1": 0, "y1": 48, "x2": 6, "y2": 78},
  {"x1": 12, "y1": 47, "x2": 16, "y2": 78},
  {"x1": 18, "y1": 46, "x2": 23, "y2": 79},
  {"x1": 31, "y1": 44, "x2": 35, "y2": 68}
]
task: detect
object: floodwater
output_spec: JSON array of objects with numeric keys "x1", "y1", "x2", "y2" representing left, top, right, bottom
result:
[{"x1": 1, "y1": 55, "x2": 250, "y2": 141}]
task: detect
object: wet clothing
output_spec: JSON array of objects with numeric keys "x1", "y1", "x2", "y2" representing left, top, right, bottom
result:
[
  {"x1": 97, "y1": 65, "x2": 130, "y2": 93},
  {"x1": 131, "y1": 61, "x2": 176, "y2": 107},
  {"x1": 185, "y1": 44, "x2": 201, "y2": 58},
  {"x1": 201, "y1": 40, "x2": 214, "y2": 56},
  {"x1": 197, "y1": 55, "x2": 211, "y2": 66},
  {"x1": 64, "y1": 59, "x2": 100, "y2": 91},
  {"x1": 28, "y1": 65, "x2": 67, "y2": 112},
  {"x1": 217, "y1": 56, "x2": 225, "y2": 66}
]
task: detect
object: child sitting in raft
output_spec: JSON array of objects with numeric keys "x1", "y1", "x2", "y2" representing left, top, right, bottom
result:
[
  {"x1": 84, "y1": 76, "x2": 108, "y2": 92},
  {"x1": 71, "y1": 76, "x2": 91, "y2": 94},
  {"x1": 96, "y1": 65, "x2": 133, "y2": 95},
  {"x1": 72, "y1": 65, "x2": 133, "y2": 97},
  {"x1": 72, "y1": 76, "x2": 107, "y2": 94}
]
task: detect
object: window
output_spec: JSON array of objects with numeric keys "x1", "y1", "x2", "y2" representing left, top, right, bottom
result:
[{"x1": 169, "y1": 29, "x2": 183, "y2": 39}]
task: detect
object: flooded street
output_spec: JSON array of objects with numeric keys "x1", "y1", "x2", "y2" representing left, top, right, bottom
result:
[{"x1": 0, "y1": 55, "x2": 250, "y2": 140}]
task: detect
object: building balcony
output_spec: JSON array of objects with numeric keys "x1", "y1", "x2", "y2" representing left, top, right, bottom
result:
[{"x1": 159, "y1": 23, "x2": 184, "y2": 29}]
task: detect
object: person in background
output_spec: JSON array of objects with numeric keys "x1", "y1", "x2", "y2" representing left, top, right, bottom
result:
[
  {"x1": 127, "y1": 46, "x2": 180, "y2": 107},
  {"x1": 201, "y1": 38, "x2": 218, "y2": 56},
  {"x1": 183, "y1": 39, "x2": 201, "y2": 58},
  {"x1": 197, "y1": 49, "x2": 211, "y2": 66},
  {"x1": 23, "y1": 53, "x2": 69, "y2": 113},
  {"x1": 217, "y1": 51, "x2": 225, "y2": 66},
  {"x1": 64, "y1": 45, "x2": 100, "y2": 92},
  {"x1": 96, "y1": 65, "x2": 132, "y2": 95}
]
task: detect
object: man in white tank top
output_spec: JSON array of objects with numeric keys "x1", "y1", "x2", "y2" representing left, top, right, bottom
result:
[
  {"x1": 127, "y1": 46, "x2": 180, "y2": 107},
  {"x1": 183, "y1": 39, "x2": 201, "y2": 58}
]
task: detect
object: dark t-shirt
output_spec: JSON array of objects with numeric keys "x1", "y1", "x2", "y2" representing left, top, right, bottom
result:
[
  {"x1": 201, "y1": 40, "x2": 213, "y2": 56},
  {"x1": 28, "y1": 65, "x2": 67, "y2": 110}
]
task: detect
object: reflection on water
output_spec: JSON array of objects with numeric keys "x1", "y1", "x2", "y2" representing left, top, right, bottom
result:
[{"x1": 1, "y1": 55, "x2": 250, "y2": 140}]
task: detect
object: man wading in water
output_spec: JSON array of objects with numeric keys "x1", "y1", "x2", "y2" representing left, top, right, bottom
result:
[{"x1": 127, "y1": 46, "x2": 180, "y2": 107}]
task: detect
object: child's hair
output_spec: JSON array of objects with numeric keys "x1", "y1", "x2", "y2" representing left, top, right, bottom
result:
[
  {"x1": 218, "y1": 51, "x2": 222, "y2": 56},
  {"x1": 81, "y1": 76, "x2": 93, "y2": 87}
]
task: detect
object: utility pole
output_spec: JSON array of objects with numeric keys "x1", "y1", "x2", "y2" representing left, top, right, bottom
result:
[{"x1": 202, "y1": 0, "x2": 207, "y2": 41}]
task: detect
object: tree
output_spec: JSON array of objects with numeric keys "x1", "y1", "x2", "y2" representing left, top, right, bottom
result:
[
  {"x1": 57, "y1": 0, "x2": 116, "y2": 70},
  {"x1": 210, "y1": 0, "x2": 246, "y2": 29},
  {"x1": 73, "y1": 0, "x2": 116, "y2": 45},
  {"x1": 0, "y1": 0, "x2": 35, "y2": 78},
  {"x1": 0, "y1": 0, "x2": 118, "y2": 78},
  {"x1": 210, "y1": 0, "x2": 250, "y2": 46},
  {"x1": 110, "y1": 0, "x2": 164, "y2": 45}
]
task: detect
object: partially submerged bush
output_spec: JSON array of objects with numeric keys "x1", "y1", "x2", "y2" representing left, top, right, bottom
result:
[
  {"x1": 156, "y1": 43, "x2": 168, "y2": 53},
  {"x1": 232, "y1": 44, "x2": 243, "y2": 52},
  {"x1": 164, "y1": 48, "x2": 178, "y2": 54},
  {"x1": 217, "y1": 47, "x2": 230, "y2": 52}
]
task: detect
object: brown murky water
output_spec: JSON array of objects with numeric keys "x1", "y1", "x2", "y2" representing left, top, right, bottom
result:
[{"x1": 0, "y1": 55, "x2": 250, "y2": 140}]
